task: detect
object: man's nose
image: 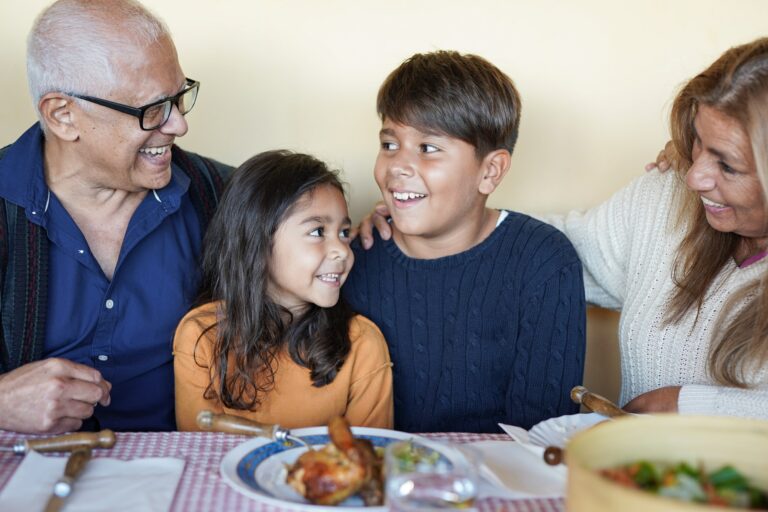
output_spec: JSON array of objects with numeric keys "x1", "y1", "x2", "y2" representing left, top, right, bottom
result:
[{"x1": 159, "y1": 104, "x2": 189, "y2": 137}]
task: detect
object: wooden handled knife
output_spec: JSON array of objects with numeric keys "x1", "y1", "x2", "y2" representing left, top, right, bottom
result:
[
  {"x1": 0, "y1": 430, "x2": 116, "y2": 455},
  {"x1": 570, "y1": 386, "x2": 627, "y2": 418},
  {"x1": 43, "y1": 447, "x2": 92, "y2": 512}
]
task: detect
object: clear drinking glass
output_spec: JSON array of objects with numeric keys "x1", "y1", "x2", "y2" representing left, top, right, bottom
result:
[{"x1": 384, "y1": 439, "x2": 479, "y2": 511}]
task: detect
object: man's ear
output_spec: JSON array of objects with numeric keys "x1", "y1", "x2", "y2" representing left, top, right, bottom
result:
[
  {"x1": 478, "y1": 149, "x2": 511, "y2": 195},
  {"x1": 39, "y1": 93, "x2": 80, "y2": 142}
]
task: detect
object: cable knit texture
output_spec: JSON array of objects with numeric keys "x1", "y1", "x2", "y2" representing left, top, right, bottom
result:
[
  {"x1": 543, "y1": 170, "x2": 768, "y2": 418},
  {"x1": 343, "y1": 211, "x2": 586, "y2": 433}
]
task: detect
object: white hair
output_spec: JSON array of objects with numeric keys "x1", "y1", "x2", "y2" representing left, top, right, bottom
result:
[{"x1": 27, "y1": 0, "x2": 172, "y2": 117}]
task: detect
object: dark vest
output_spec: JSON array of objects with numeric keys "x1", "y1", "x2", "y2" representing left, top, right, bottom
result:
[{"x1": 0, "y1": 144, "x2": 230, "y2": 372}]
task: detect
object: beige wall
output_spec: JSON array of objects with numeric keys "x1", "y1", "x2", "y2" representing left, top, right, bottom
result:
[
  {"x1": 1, "y1": 1, "x2": 767, "y2": 400},
  {"x1": 2, "y1": 1, "x2": 767, "y2": 221}
]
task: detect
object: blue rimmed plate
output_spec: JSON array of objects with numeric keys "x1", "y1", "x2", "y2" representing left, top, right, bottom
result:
[{"x1": 220, "y1": 426, "x2": 425, "y2": 511}]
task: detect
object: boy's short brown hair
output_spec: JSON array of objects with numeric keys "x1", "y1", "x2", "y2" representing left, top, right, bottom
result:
[{"x1": 377, "y1": 50, "x2": 521, "y2": 158}]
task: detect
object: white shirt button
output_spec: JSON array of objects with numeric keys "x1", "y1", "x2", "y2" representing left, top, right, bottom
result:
[
  {"x1": 97, "y1": 355, "x2": 109, "y2": 362},
  {"x1": 105, "y1": 299, "x2": 114, "y2": 309}
]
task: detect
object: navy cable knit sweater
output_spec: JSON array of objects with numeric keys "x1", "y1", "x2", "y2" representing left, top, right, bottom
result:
[{"x1": 343, "y1": 211, "x2": 586, "y2": 433}]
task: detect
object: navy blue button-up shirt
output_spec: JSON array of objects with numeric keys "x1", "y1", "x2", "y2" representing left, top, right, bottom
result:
[{"x1": 0, "y1": 124, "x2": 204, "y2": 431}]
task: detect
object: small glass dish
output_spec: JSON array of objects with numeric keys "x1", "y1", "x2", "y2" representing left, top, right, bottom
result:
[{"x1": 384, "y1": 439, "x2": 479, "y2": 511}]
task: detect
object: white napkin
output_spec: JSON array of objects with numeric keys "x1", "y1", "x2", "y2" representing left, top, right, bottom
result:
[
  {"x1": 0, "y1": 451, "x2": 185, "y2": 511},
  {"x1": 497, "y1": 423, "x2": 532, "y2": 444},
  {"x1": 470, "y1": 440, "x2": 566, "y2": 499}
]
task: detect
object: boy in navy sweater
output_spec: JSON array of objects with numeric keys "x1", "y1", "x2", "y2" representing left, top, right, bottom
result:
[{"x1": 343, "y1": 51, "x2": 586, "y2": 433}]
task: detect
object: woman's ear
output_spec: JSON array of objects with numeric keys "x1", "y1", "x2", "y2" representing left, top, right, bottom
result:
[
  {"x1": 38, "y1": 93, "x2": 80, "y2": 142},
  {"x1": 478, "y1": 149, "x2": 511, "y2": 195}
]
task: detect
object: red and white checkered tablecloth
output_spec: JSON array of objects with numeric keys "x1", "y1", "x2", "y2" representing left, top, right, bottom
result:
[{"x1": 0, "y1": 430, "x2": 565, "y2": 512}]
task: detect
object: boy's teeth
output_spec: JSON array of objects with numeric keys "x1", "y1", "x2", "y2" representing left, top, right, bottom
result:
[
  {"x1": 139, "y1": 146, "x2": 168, "y2": 156},
  {"x1": 702, "y1": 197, "x2": 726, "y2": 208},
  {"x1": 318, "y1": 273, "x2": 340, "y2": 282},
  {"x1": 393, "y1": 191, "x2": 426, "y2": 200}
]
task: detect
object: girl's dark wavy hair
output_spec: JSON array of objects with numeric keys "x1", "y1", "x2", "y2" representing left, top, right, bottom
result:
[{"x1": 195, "y1": 150, "x2": 354, "y2": 410}]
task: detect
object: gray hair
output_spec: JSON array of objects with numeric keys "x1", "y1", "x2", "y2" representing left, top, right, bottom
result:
[{"x1": 27, "y1": 0, "x2": 172, "y2": 116}]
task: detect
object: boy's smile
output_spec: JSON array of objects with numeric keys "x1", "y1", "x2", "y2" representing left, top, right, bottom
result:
[
  {"x1": 392, "y1": 190, "x2": 427, "y2": 204},
  {"x1": 374, "y1": 120, "x2": 504, "y2": 258}
]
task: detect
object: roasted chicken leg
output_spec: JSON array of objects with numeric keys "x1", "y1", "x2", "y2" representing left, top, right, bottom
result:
[{"x1": 286, "y1": 416, "x2": 383, "y2": 506}]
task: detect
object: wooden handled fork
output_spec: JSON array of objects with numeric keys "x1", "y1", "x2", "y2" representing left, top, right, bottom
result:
[{"x1": 196, "y1": 411, "x2": 311, "y2": 449}]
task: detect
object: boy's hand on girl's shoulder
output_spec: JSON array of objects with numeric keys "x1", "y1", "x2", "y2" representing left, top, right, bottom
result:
[{"x1": 355, "y1": 202, "x2": 393, "y2": 250}]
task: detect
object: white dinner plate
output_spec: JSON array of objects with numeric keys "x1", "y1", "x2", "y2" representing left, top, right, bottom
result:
[
  {"x1": 220, "y1": 426, "x2": 425, "y2": 511},
  {"x1": 527, "y1": 412, "x2": 608, "y2": 448}
]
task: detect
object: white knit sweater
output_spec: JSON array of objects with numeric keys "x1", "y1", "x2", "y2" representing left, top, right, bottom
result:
[{"x1": 545, "y1": 170, "x2": 768, "y2": 418}]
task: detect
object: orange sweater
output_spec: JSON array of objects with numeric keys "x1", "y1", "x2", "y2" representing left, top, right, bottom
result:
[{"x1": 173, "y1": 302, "x2": 393, "y2": 430}]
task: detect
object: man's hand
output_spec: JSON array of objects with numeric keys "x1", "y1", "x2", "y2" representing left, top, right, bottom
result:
[
  {"x1": 644, "y1": 141, "x2": 677, "y2": 173},
  {"x1": 623, "y1": 385, "x2": 681, "y2": 413},
  {"x1": 0, "y1": 359, "x2": 111, "y2": 434},
  {"x1": 355, "y1": 201, "x2": 392, "y2": 249}
]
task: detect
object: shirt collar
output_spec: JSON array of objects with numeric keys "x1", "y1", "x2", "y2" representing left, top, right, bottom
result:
[
  {"x1": 0, "y1": 123, "x2": 191, "y2": 222},
  {"x1": 0, "y1": 123, "x2": 48, "y2": 222},
  {"x1": 156, "y1": 151, "x2": 191, "y2": 210}
]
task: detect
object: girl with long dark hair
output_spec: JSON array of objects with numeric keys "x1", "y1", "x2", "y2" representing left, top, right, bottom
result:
[{"x1": 173, "y1": 150, "x2": 393, "y2": 429}]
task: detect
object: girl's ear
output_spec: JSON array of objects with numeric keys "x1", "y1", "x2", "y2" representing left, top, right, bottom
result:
[
  {"x1": 39, "y1": 93, "x2": 80, "y2": 142},
  {"x1": 478, "y1": 149, "x2": 511, "y2": 195}
]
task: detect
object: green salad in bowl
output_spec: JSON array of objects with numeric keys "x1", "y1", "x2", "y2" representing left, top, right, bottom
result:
[{"x1": 601, "y1": 461, "x2": 768, "y2": 509}]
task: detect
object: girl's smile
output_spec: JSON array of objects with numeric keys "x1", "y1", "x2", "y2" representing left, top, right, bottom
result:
[{"x1": 268, "y1": 184, "x2": 354, "y2": 313}]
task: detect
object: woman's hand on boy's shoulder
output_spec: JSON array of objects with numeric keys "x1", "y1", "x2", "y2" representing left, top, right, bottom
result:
[
  {"x1": 354, "y1": 201, "x2": 392, "y2": 249},
  {"x1": 644, "y1": 140, "x2": 677, "y2": 173},
  {"x1": 363, "y1": 138, "x2": 678, "y2": 248}
]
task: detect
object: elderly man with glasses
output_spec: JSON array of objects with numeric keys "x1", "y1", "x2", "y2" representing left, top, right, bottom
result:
[{"x1": 0, "y1": 0, "x2": 231, "y2": 434}]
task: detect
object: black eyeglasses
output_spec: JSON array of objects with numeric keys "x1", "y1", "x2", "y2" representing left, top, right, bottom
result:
[{"x1": 69, "y1": 78, "x2": 200, "y2": 131}]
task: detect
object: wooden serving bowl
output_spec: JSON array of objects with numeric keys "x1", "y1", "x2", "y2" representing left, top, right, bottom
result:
[{"x1": 566, "y1": 414, "x2": 768, "y2": 511}]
